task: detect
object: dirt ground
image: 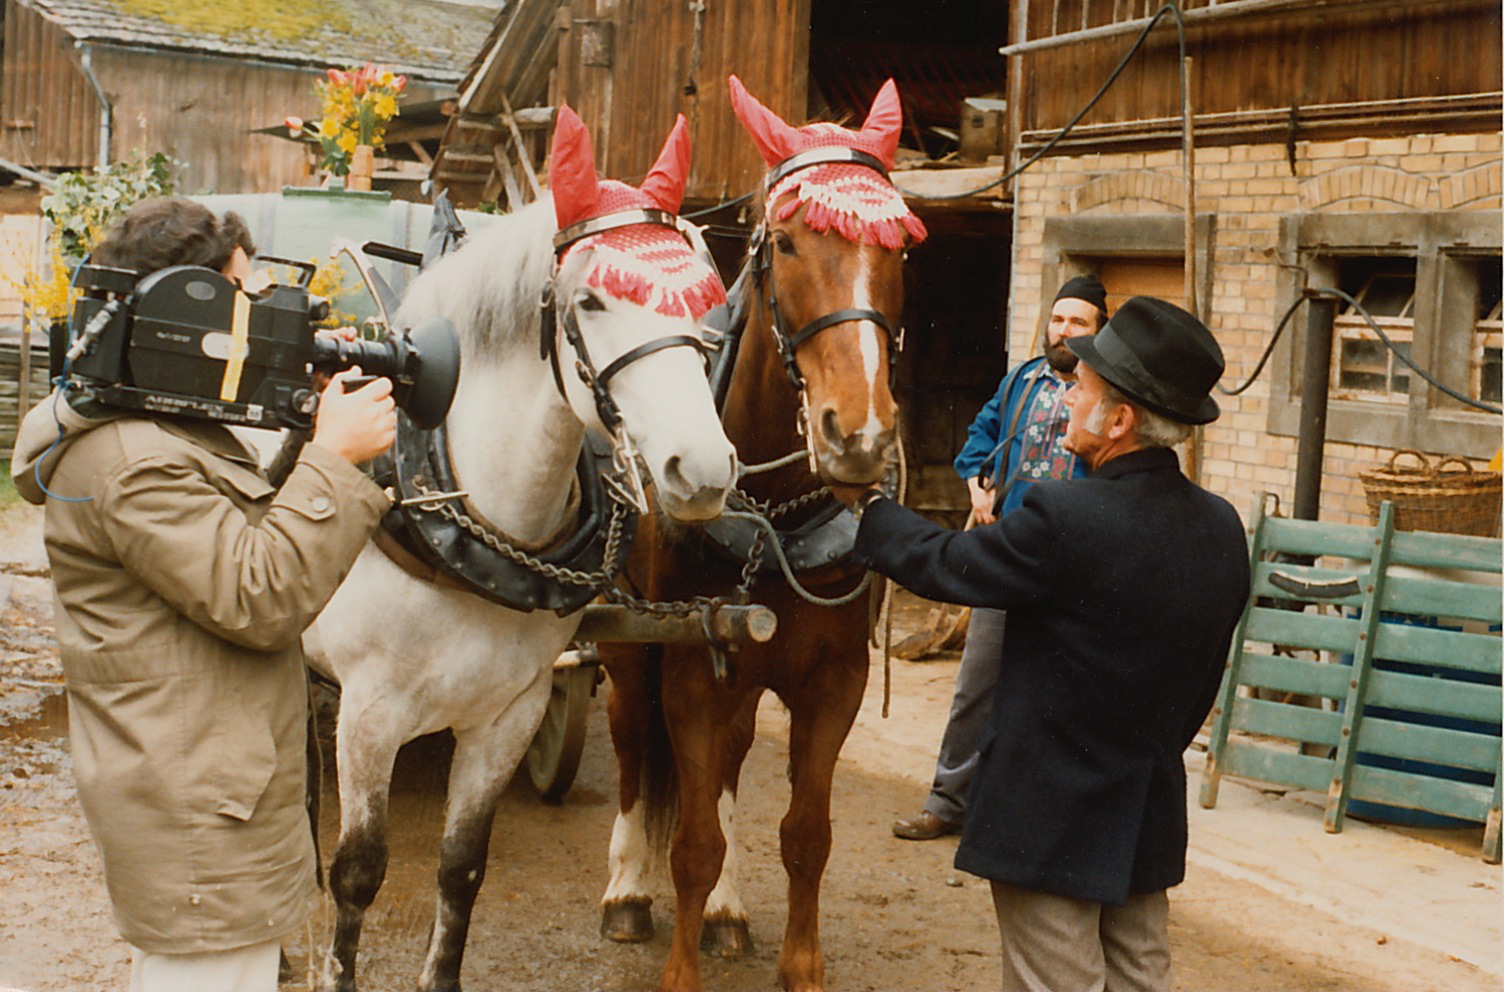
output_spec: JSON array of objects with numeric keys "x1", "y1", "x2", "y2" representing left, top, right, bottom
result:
[{"x1": 0, "y1": 499, "x2": 1497, "y2": 992}]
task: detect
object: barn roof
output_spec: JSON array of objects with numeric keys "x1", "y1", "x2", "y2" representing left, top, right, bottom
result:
[{"x1": 22, "y1": 0, "x2": 499, "y2": 85}]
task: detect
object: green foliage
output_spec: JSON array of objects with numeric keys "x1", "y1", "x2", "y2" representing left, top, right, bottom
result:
[
  {"x1": 0, "y1": 460, "x2": 19, "y2": 509},
  {"x1": 40, "y1": 151, "x2": 184, "y2": 264},
  {"x1": 110, "y1": 0, "x2": 351, "y2": 42}
]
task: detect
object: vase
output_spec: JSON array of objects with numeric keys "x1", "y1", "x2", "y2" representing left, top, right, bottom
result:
[{"x1": 348, "y1": 144, "x2": 375, "y2": 191}]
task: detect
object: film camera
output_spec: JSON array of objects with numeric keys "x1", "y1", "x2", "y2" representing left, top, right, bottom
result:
[{"x1": 55, "y1": 259, "x2": 461, "y2": 430}]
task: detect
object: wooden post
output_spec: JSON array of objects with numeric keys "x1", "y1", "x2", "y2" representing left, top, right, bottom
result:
[
  {"x1": 1181, "y1": 54, "x2": 1204, "y2": 486},
  {"x1": 17, "y1": 307, "x2": 32, "y2": 423}
]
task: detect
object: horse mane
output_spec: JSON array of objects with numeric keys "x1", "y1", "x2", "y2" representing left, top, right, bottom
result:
[{"x1": 397, "y1": 197, "x2": 558, "y2": 363}]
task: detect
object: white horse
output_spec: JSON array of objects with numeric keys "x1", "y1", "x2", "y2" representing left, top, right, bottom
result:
[{"x1": 304, "y1": 108, "x2": 736, "y2": 992}]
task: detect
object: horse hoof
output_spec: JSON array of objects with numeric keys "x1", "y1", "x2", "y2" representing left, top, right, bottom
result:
[
  {"x1": 601, "y1": 899, "x2": 655, "y2": 943},
  {"x1": 700, "y1": 916, "x2": 753, "y2": 958}
]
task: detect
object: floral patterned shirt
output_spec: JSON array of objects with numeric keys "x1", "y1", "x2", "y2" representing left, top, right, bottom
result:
[{"x1": 1014, "y1": 372, "x2": 1077, "y2": 484}]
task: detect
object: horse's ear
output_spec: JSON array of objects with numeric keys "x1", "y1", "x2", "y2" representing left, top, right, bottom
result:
[
  {"x1": 728, "y1": 74, "x2": 801, "y2": 167},
  {"x1": 638, "y1": 113, "x2": 691, "y2": 212},
  {"x1": 859, "y1": 78, "x2": 904, "y2": 170},
  {"x1": 550, "y1": 104, "x2": 601, "y2": 229}
]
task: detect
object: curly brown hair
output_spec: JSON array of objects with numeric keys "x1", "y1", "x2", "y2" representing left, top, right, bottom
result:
[{"x1": 92, "y1": 197, "x2": 256, "y2": 275}]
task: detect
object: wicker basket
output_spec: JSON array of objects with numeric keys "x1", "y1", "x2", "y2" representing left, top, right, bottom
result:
[{"x1": 1359, "y1": 449, "x2": 1502, "y2": 537}]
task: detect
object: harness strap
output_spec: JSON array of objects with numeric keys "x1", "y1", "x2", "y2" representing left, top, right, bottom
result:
[
  {"x1": 373, "y1": 527, "x2": 471, "y2": 592},
  {"x1": 787, "y1": 307, "x2": 895, "y2": 351},
  {"x1": 763, "y1": 147, "x2": 889, "y2": 192},
  {"x1": 597, "y1": 334, "x2": 711, "y2": 389},
  {"x1": 553, "y1": 208, "x2": 685, "y2": 254}
]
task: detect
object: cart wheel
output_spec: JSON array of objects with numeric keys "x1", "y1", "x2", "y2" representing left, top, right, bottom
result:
[{"x1": 527, "y1": 661, "x2": 596, "y2": 802}]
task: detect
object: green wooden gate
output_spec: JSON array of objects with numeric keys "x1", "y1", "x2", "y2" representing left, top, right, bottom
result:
[{"x1": 1200, "y1": 498, "x2": 1502, "y2": 862}]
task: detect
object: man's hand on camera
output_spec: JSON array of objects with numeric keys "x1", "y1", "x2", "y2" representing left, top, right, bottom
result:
[
  {"x1": 311, "y1": 367, "x2": 397, "y2": 465},
  {"x1": 311, "y1": 328, "x2": 360, "y2": 390}
]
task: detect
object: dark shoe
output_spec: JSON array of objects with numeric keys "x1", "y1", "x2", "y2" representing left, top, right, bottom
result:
[{"x1": 891, "y1": 810, "x2": 960, "y2": 840}]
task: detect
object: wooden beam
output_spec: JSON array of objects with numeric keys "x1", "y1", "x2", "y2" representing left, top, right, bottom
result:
[{"x1": 1000, "y1": 0, "x2": 1476, "y2": 56}]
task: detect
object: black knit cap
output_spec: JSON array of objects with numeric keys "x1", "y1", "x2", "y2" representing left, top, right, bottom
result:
[
  {"x1": 1054, "y1": 273, "x2": 1109, "y2": 314},
  {"x1": 1065, "y1": 296, "x2": 1224, "y2": 425}
]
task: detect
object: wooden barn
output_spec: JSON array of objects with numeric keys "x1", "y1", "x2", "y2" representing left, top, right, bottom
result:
[
  {"x1": 0, "y1": 0, "x2": 497, "y2": 194},
  {"x1": 431, "y1": 0, "x2": 1500, "y2": 526}
]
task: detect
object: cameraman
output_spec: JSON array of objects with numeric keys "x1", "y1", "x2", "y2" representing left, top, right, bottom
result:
[{"x1": 11, "y1": 197, "x2": 395, "y2": 992}]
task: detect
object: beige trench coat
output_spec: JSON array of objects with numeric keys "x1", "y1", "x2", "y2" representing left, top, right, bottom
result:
[{"x1": 13, "y1": 401, "x2": 389, "y2": 953}]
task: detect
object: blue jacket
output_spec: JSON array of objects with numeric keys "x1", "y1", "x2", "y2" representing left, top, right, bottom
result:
[
  {"x1": 855, "y1": 447, "x2": 1250, "y2": 904},
  {"x1": 953, "y1": 356, "x2": 1088, "y2": 517}
]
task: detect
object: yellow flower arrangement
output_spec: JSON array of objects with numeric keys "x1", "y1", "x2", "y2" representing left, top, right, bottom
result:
[{"x1": 287, "y1": 63, "x2": 406, "y2": 177}]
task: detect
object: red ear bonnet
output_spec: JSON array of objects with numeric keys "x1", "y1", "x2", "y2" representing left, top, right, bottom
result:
[
  {"x1": 728, "y1": 74, "x2": 803, "y2": 167},
  {"x1": 858, "y1": 79, "x2": 903, "y2": 171},
  {"x1": 549, "y1": 104, "x2": 601, "y2": 231},
  {"x1": 637, "y1": 113, "x2": 691, "y2": 212},
  {"x1": 547, "y1": 109, "x2": 726, "y2": 319},
  {"x1": 728, "y1": 76, "x2": 927, "y2": 249}
]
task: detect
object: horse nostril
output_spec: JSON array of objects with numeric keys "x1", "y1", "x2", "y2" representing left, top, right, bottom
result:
[
  {"x1": 820, "y1": 407, "x2": 845, "y2": 452},
  {"x1": 664, "y1": 455, "x2": 687, "y2": 493}
]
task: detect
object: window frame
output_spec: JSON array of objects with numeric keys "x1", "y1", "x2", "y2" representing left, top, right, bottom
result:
[{"x1": 1270, "y1": 211, "x2": 1501, "y2": 456}]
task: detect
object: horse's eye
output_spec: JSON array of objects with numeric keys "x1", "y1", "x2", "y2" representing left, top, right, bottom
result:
[
  {"x1": 577, "y1": 292, "x2": 607, "y2": 312},
  {"x1": 773, "y1": 231, "x2": 797, "y2": 256}
]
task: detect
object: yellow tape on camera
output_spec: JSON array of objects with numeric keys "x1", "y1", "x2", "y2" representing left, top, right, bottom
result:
[{"x1": 220, "y1": 290, "x2": 251, "y2": 401}]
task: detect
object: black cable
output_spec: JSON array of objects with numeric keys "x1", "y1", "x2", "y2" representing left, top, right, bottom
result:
[
  {"x1": 1311, "y1": 287, "x2": 1502, "y2": 415},
  {"x1": 907, "y1": 3, "x2": 1187, "y2": 202},
  {"x1": 683, "y1": 191, "x2": 755, "y2": 221},
  {"x1": 1218, "y1": 295, "x2": 1305, "y2": 396},
  {"x1": 1218, "y1": 288, "x2": 1502, "y2": 415}
]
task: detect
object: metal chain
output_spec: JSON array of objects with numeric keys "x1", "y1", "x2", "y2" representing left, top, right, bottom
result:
[{"x1": 413, "y1": 477, "x2": 628, "y2": 590}]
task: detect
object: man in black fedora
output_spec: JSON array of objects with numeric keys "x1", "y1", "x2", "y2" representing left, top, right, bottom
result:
[{"x1": 834, "y1": 296, "x2": 1250, "y2": 990}]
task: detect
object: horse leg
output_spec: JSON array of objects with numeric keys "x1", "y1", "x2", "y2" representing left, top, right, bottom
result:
[
  {"x1": 418, "y1": 671, "x2": 552, "y2": 992},
  {"x1": 658, "y1": 669, "x2": 733, "y2": 992},
  {"x1": 321, "y1": 706, "x2": 406, "y2": 992},
  {"x1": 776, "y1": 659, "x2": 867, "y2": 992},
  {"x1": 701, "y1": 693, "x2": 759, "y2": 958},
  {"x1": 600, "y1": 645, "x2": 657, "y2": 943}
]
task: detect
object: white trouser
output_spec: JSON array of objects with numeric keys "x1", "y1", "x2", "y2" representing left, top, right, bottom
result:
[{"x1": 129, "y1": 938, "x2": 280, "y2": 992}]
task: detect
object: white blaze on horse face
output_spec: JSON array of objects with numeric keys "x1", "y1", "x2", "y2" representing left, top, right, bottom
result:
[{"x1": 850, "y1": 253, "x2": 888, "y2": 446}]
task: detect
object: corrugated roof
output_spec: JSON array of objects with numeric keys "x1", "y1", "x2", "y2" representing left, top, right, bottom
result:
[{"x1": 25, "y1": 0, "x2": 499, "y2": 84}]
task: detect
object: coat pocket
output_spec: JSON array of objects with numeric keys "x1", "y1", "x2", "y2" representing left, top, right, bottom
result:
[{"x1": 210, "y1": 703, "x2": 279, "y2": 821}]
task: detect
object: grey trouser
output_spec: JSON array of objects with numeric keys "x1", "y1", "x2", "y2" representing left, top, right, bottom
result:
[
  {"x1": 990, "y1": 883, "x2": 1171, "y2": 992},
  {"x1": 923, "y1": 606, "x2": 1006, "y2": 824}
]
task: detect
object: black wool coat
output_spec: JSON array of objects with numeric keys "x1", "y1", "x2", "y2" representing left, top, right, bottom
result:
[{"x1": 854, "y1": 447, "x2": 1249, "y2": 905}]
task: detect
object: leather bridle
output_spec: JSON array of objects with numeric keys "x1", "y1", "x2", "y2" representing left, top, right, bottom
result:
[
  {"x1": 752, "y1": 147, "x2": 906, "y2": 394},
  {"x1": 539, "y1": 207, "x2": 719, "y2": 434}
]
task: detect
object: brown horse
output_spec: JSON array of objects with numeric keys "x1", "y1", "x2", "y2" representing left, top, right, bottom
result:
[{"x1": 598, "y1": 77, "x2": 926, "y2": 992}]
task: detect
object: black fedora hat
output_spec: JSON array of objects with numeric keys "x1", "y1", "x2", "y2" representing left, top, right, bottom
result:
[{"x1": 1065, "y1": 297, "x2": 1223, "y2": 425}]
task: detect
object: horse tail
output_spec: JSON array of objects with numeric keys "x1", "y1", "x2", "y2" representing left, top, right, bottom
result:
[{"x1": 640, "y1": 643, "x2": 679, "y2": 856}]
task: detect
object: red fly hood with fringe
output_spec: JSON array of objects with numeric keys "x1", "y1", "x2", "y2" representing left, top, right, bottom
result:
[
  {"x1": 727, "y1": 75, "x2": 927, "y2": 251},
  {"x1": 549, "y1": 106, "x2": 725, "y2": 319}
]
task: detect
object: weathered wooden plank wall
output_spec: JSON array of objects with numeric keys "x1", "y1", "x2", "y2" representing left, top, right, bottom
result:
[
  {"x1": 0, "y1": 0, "x2": 101, "y2": 169},
  {"x1": 0, "y1": 341, "x2": 49, "y2": 454},
  {"x1": 1019, "y1": 1, "x2": 1501, "y2": 132},
  {"x1": 554, "y1": 0, "x2": 809, "y2": 204},
  {"x1": 89, "y1": 48, "x2": 319, "y2": 193}
]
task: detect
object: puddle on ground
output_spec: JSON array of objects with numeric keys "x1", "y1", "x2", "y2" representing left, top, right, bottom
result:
[{"x1": 1, "y1": 687, "x2": 69, "y2": 742}]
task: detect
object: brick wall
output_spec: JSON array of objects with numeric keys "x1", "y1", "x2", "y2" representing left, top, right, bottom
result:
[{"x1": 1010, "y1": 132, "x2": 1503, "y2": 529}]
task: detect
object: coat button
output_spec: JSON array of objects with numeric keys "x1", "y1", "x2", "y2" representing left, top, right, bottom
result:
[
  {"x1": 188, "y1": 894, "x2": 201, "y2": 906},
  {"x1": 311, "y1": 496, "x2": 331, "y2": 513}
]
